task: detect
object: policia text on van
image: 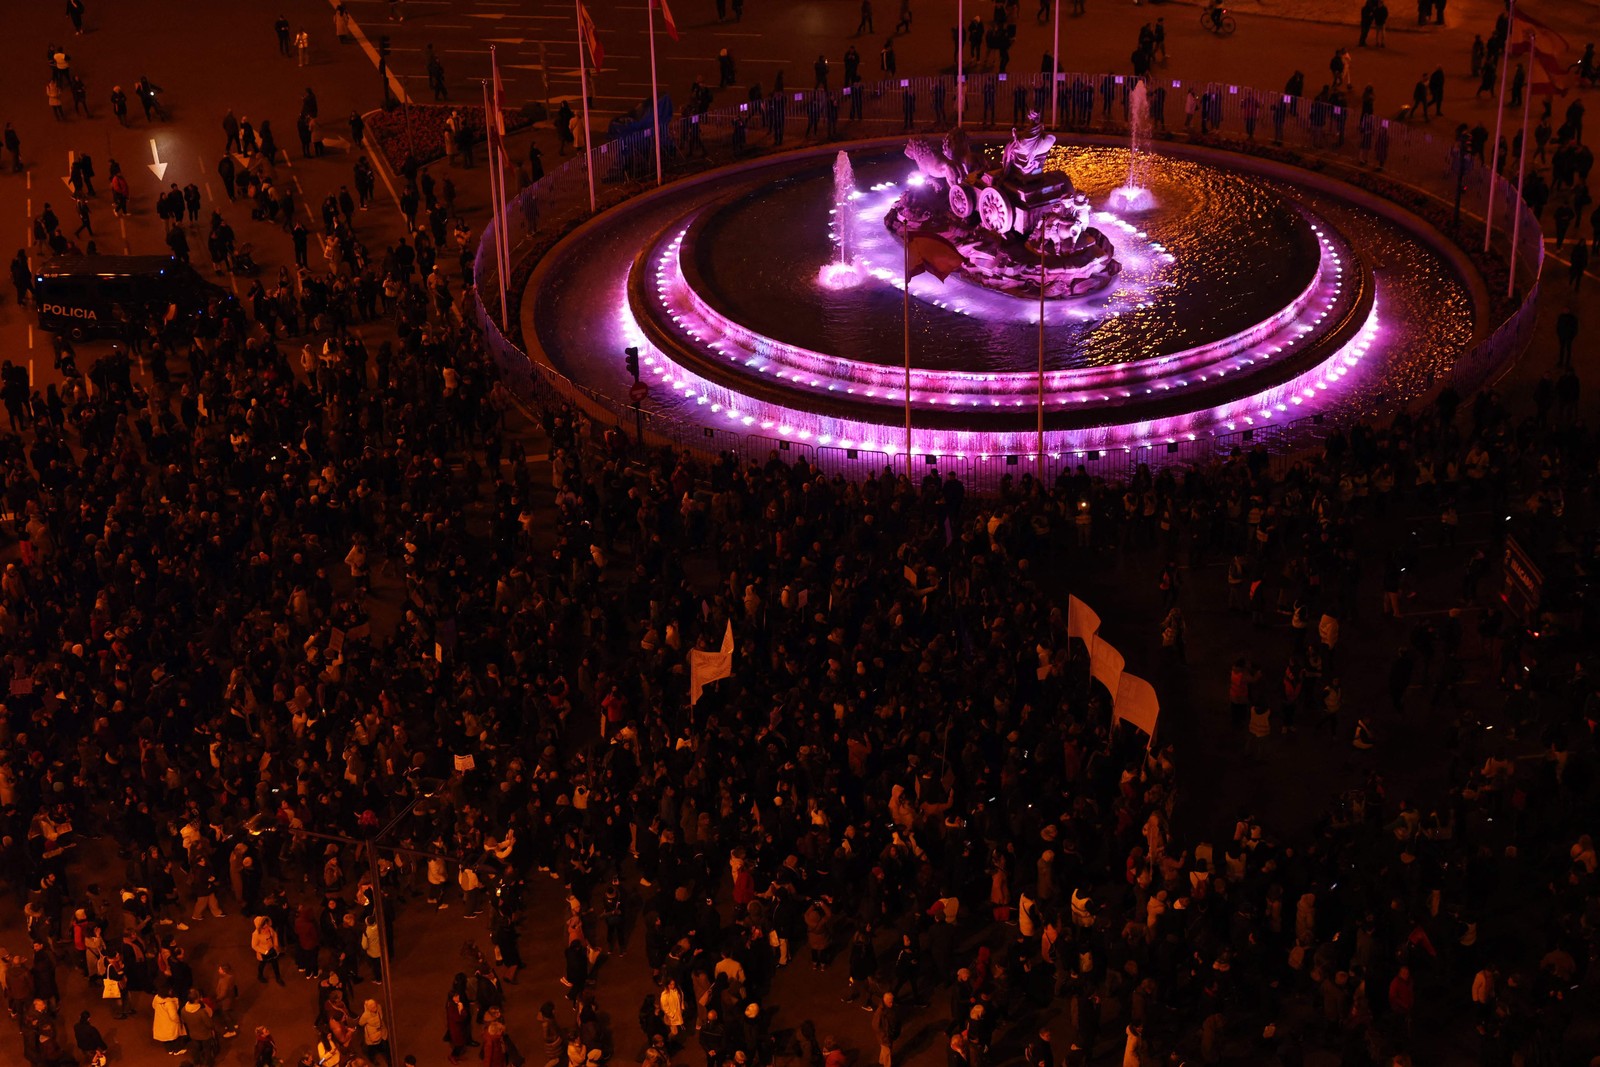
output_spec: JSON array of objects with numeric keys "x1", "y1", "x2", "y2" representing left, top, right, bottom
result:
[{"x1": 34, "y1": 255, "x2": 229, "y2": 341}]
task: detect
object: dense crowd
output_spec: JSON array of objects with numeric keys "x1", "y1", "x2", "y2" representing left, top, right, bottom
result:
[
  {"x1": 3, "y1": 6, "x2": 1600, "y2": 1067},
  {"x1": 0, "y1": 229, "x2": 1596, "y2": 1067}
]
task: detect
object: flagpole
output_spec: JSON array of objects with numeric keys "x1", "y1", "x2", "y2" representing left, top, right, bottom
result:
[
  {"x1": 647, "y1": 0, "x2": 664, "y2": 186},
  {"x1": 494, "y1": 50, "x2": 513, "y2": 306},
  {"x1": 576, "y1": 0, "x2": 597, "y2": 213},
  {"x1": 903, "y1": 231, "x2": 913, "y2": 481},
  {"x1": 956, "y1": 0, "x2": 964, "y2": 126},
  {"x1": 1037, "y1": 245, "x2": 1046, "y2": 483},
  {"x1": 1484, "y1": 0, "x2": 1515, "y2": 253},
  {"x1": 1050, "y1": 0, "x2": 1060, "y2": 128},
  {"x1": 482, "y1": 80, "x2": 508, "y2": 325},
  {"x1": 1507, "y1": 29, "x2": 1534, "y2": 302},
  {"x1": 488, "y1": 54, "x2": 511, "y2": 325}
]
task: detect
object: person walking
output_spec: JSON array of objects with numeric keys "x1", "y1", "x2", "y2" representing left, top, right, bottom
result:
[
  {"x1": 47, "y1": 80, "x2": 65, "y2": 121},
  {"x1": 295, "y1": 27, "x2": 311, "y2": 67},
  {"x1": 252, "y1": 916, "x2": 284, "y2": 984},
  {"x1": 191, "y1": 857, "x2": 225, "y2": 920},
  {"x1": 856, "y1": 0, "x2": 874, "y2": 36},
  {"x1": 1555, "y1": 307, "x2": 1578, "y2": 367},
  {"x1": 214, "y1": 964, "x2": 239, "y2": 1038}
]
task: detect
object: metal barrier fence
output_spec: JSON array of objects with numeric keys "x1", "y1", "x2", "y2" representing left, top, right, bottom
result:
[{"x1": 474, "y1": 67, "x2": 1546, "y2": 483}]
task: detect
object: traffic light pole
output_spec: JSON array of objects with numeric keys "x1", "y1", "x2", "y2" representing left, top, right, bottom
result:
[{"x1": 624, "y1": 346, "x2": 644, "y2": 448}]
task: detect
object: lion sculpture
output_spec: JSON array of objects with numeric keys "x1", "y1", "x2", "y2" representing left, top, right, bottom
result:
[{"x1": 904, "y1": 137, "x2": 968, "y2": 188}]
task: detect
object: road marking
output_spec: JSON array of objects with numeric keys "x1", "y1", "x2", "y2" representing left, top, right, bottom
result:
[
  {"x1": 327, "y1": 0, "x2": 413, "y2": 104},
  {"x1": 364, "y1": 135, "x2": 407, "y2": 223},
  {"x1": 62, "y1": 150, "x2": 75, "y2": 191},
  {"x1": 27, "y1": 326, "x2": 33, "y2": 352},
  {"x1": 28, "y1": 358, "x2": 33, "y2": 384}
]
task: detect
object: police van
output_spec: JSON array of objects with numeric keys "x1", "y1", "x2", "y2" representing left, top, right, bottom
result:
[{"x1": 34, "y1": 255, "x2": 229, "y2": 341}]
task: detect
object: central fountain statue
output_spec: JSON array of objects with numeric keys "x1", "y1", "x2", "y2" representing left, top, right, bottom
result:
[{"x1": 894, "y1": 117, "x2": 1120, "y2": 299}]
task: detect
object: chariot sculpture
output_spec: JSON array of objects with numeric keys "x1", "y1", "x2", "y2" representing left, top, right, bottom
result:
[{"x1": 892, "y1": 115, "x2": 1121, "y2": 299}]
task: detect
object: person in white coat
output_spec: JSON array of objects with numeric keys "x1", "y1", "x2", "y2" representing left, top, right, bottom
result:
[
  {"x1": 659, "y1": 978, "x2": 685, "y2": 1037},
  {"x1": 152, "y1": 987, "x2": 184, "y2": 1052}
]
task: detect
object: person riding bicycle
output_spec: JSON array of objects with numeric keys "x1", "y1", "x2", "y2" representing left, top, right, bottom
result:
[{"x1": 1206, "y1": 0, "x2": 1227, "y2": 32}]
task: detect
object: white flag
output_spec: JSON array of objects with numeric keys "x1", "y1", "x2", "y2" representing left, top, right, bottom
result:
[
  {"x1": 689, "y1": 621, "x2": 735, "y2": 706},
  {"x1": 1114, "y1": 673, "x2": 1160, "y2": 739},
  {"x1": 1089, "y1": 636, "x2": 1125, "y2": 698},
  {"x1": 1067, "y1": 595, "x2": 1100, "y2": 641}
]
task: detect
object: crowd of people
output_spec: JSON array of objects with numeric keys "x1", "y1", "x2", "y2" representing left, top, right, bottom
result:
[
  {"x1": 0, "y1": 219, "x2": 1596, "y2": 1067},
  {"x1": 2, "y1": 6, "x2": 1600, "y2": 1067}
]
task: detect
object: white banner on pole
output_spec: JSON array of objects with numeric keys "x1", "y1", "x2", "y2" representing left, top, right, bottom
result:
[
  {"x1": 1089, "y1": 637, "x2": 1124, "y2": 698},
  {"x1": 688, "y1": 621, "x2": 735, "y2": 705},
  {"x1": 1067, "y1": 595, "x2": 1100, "y2": 641},
  {"x1": 1114, "y1": 673, "x2": 1160, "y2": 739}
]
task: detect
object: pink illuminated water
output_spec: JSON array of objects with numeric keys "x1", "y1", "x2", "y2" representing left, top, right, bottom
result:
[{"x1": 817, "y1": 150, "x2": 863, "y2": 289}]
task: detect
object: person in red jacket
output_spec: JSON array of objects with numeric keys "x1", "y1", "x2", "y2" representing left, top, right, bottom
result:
[{"x1": 1387, "y1": 965, "x2": 1415, "y2": 1037}]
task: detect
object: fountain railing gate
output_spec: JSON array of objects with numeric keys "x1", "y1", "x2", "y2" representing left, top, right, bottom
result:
[{"x1": 475, "y1": 69, "x2": 1545, "y2": 489}]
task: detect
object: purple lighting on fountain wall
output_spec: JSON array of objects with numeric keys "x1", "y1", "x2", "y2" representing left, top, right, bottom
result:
[
  {"x1": 548, "y1": 139, "x2": 1442, "y2": 472},
  {"x1": 618, "y1": 179, "x2": 1384, "y2": 461}
]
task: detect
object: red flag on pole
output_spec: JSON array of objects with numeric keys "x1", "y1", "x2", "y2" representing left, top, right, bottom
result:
[
  {"x1": 905, "y1": 232, "x2": 968, "y2": 282},
  {"x1": 492, "y1": 53, "x2": 508, "y2": 136},
  {"x1": 577, "y1": 1, "x2": 604, "y2": 68},
  {"x1": 652, "y1": 0, "x2": 679, "y2": 41},
  {"x1": 1509, "y1": 9, "x2": 1570, "y2": 54}
]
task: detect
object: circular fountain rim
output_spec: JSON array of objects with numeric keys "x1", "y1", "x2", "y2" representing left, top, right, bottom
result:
[
  {"x1": 519, "y1": 134, "x2": 1484, "y2": 457},
  {"x1": 630, "y1": 227, "x2": 1374, "y2": 432},
  {"x1": 668, "y1": 186, "x2": 1335, "y2": 390}
]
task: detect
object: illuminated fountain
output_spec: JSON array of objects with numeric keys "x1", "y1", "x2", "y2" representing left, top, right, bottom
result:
[
  {"x1": 818, "y1": 150, "x2": 863, "y2": 290},
  {"x1": 1112, "y1": 80, "x2": 1153, "y2": 209},
  {"x1": 522, "y1": 132, "x2": 1475, "y2": 465}
]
